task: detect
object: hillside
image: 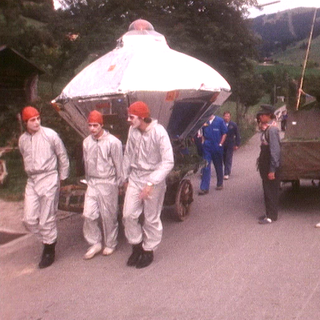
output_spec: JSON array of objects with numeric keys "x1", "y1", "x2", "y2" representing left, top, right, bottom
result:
[
  {"x1": 251, "y1": 7, "x2": 320, "y2": 60},
  {"x1": 271, "y1": 34, "x2": 320, "y2": 66}
]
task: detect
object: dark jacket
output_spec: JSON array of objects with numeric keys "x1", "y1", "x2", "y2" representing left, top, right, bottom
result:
[{"x1": 224, "y1": 121, "x2": 240, "y2": 147}]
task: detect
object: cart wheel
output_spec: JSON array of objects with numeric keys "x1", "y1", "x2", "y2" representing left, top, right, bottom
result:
[
  {"x1": 59, "y1": 184, "x2": 86, "y2": 213},
  {"x1": 174, "y1": 179, "x2": 193, "y2": 221}
]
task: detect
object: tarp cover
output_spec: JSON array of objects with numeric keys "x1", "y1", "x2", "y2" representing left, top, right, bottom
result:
[
  {"x1": 285, "y1": 104, "x2": 320, "y2": 140},
  {"x1": 281, "y1": 141, "x2": 320, "y2": 180},
  {"x1": 280, "y1": 103, "x2": 320, "y2": 180}
]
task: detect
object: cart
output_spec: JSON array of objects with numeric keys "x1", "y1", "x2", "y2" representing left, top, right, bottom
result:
[
  {"x1": 55, "y1": 19, "x2": 231, "y2": 220},
  {"x1": 58, "y1": 139, "x2": 202, "y2": 221},
  {"x1": 280, "y1": 102, "x2": 320, "y2": 190}
]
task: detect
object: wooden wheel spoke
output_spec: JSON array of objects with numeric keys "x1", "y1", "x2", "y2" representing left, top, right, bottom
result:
[{"x1": 174, "y1": 179, "x2": 193, "y2": 221}]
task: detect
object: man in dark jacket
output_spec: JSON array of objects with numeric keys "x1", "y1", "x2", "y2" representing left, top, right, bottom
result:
[
  {"x1": 222, "y1": 111, "x2": 240, "y2": 180},
  {"x1": 257, "y1": 105, "x2": 281, "y2": 224}
]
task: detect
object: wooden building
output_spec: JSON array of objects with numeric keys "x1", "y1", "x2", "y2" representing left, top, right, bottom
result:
[{"x1": 0, "y1": 45, "x2": 44, "y2": 107}]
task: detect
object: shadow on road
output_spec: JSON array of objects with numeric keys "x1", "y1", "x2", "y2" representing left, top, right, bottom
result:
[{"x1": 280, "y1": 182, "x2": 320, "y2": 213}]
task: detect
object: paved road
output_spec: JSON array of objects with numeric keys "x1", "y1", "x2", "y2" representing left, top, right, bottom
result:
[{"x1": 1, "y1": 133, "x2": 320, "y2": 320}]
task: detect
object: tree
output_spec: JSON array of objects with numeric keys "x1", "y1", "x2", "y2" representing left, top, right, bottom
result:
[
  {"x1": 233, "y1": 69, "x2": 265, "y2": 123},
  {"x1": 1, "y1": 0, "x2": 260, "y2": 147}
]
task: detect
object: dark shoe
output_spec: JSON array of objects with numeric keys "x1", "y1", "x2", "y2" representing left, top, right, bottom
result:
[
  {"x1": 258, "y1": 217, "x2": 273, "y2": 224},
  {"x1": 136, "y1": 250, "x2": 154, "y2": 269},
  {"x1": 198, "y1": 190, "x2": 208, "y2": 195},
  {"x1": 127, "y1": 242, "x2": 143, "y2": 267},
  {"x1": 39, "y1": 242, "x2": 56, "y2": 269},
  {"x1": 215, "y1": 186, "x2": 223, "y2": 190}
]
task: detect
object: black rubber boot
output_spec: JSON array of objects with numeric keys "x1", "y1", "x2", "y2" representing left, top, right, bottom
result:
[
  {"x1": 136, "y1": 249, "x2": 154, "y2": 269},
  {"x1": 127, "y1": 242, "x2": 143, "y2": 267},
  {"x1": 39, "y1": 242, "x2": 56, "y2": 269}
]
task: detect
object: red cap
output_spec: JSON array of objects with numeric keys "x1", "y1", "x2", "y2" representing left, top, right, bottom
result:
[
  {"x1": 87, "y1": 110, "x2": 103, "y2": 125},
  {"x1": 128, "y1": 101, "x2": 150, "y2": 119},
  {"x1": 22, "y1": 106, "x2": 40, "y2": 122}
]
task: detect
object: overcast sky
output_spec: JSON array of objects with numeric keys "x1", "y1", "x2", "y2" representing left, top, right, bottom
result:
[{"x1": 248, "y1": 0, "x2": 319, "y2": 18}]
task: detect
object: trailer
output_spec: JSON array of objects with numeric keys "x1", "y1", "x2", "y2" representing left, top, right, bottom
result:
[{"x1": 280, "y1": 102, "x2": 320, "y2": 189}]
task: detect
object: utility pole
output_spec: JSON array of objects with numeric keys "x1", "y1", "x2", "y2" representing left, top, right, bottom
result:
[{"x1": 296, "y1": 8, "x2": 318, "y2": 110}]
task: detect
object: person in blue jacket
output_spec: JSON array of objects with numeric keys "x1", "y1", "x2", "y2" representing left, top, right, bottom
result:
[
  {"x1": 198, "y1": 113, "x2": 227, "y2": 195},
  {"x1": 222, "y1": 111, "x2": 241, "y2": 180}
]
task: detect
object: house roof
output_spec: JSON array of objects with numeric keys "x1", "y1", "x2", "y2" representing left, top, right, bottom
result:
[{"x1": 0, "y1": 45, "x2": 45, "y2": 76}]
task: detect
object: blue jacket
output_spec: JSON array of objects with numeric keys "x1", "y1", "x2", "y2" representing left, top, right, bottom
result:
[
  {"x1": 224, "y1": 121, "x2": 240, "y2": 147},
  {"x1": 202, "y1": 116, "x2": 227, "y2": 148}
]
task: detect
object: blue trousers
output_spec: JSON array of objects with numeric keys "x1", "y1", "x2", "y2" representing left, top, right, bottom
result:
[
  {"x1": 223, "y1": 144, "x2": 234, "y2": 176},
  {"x1": 200, "y1": 146, "x2": 224, "y2": 191}
]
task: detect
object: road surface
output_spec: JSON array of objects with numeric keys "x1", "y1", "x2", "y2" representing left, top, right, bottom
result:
[{"x1": 1, "y1": 133, "x2": 320, "y2": 320}]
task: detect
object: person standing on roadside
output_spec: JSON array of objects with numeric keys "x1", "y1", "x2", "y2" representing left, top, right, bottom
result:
[
  {"x1": 19, "y1": 106, "x2": 69, "y2": 269},
  {"x1": 257, "y1": 105, "x2": 281, "y2": 225},
  {"x1": 198, "y1": 113, "x2": 227, "y2": 195},
  {"x1": 82, "y1": 110, "x2": 123, "y2": 260},
  {"x1": 222, "y1": 111, "x2": 240, "y2": 180},
  {"x1": 122, "y1": 101, "x2": 174, "y2": 269},
  {"x1": 280, "y1": 110, "x2": 288, "y2": 132}
]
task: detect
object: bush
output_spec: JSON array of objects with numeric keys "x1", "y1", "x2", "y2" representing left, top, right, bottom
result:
[{"x1": 0, "y1": 150, "x2": 26, "y2": 201}]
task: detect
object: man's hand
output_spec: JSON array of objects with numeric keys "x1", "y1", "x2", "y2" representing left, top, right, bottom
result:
[
  {"x1": 139, "y1": 185, "x2": 153, "y2": 200},
  {"x1": 268, "y1": 172, "x2": 275, "y2": 180}
]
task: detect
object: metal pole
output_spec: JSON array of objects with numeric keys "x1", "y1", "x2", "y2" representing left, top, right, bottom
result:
[{"x1": 296, "y1": 8, "x2": 318, "y2": 110}]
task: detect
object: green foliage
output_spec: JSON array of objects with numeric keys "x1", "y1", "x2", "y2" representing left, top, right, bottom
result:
[
  {"x1": 0, "y1": 150, "x2": 26, "y2": 201},
  {"x1": 33, "y1": 99, "x2": 83, "y2": 157},
  {"x1": 256, "y1": 63, "x2": 320, "y2": 78},
  {"x1": 22, "y1": 1, "x2": 53, "y2": 23},
  {"x1": 0, "y1": 148, "x2": 81, "y2": 201},
  {"x1": 0, "y1": 0, "x2": 262, "y2": 199},
  {"x1": 255, "y1": 62, "x2": 320, "y2": 109},
  {"x1": 217, "y1": 100, "x2": 257, "y2": 146},
  {"x1": 271, "y1": 35, "x2": 320, "y2": 67}
]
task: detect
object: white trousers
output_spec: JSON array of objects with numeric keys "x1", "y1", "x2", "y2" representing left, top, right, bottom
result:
[
  {"x1": 23, "y1": 172, "x2": 59, "y2": 244},
  {"x1": 122, "y1": 181, "x2": 166, "y2": 251},
  {"x1": 83, "y1": 183, "x2": 119, "y2": 249}
]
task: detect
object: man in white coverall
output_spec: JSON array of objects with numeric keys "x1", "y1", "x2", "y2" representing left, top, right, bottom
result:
[
  {"x1": 122, "y1": 101, "x2": 174, "y2": 269},
  {"x1": 83, "y1": 110, "x2": 123, "y2": 260},
  {"x1": 19, "y1": 106, "x2": 69, "y2": 269}
]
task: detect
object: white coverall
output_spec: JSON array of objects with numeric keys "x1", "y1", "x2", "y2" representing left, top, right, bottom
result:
[
  {"x1": 19, "y1": 126, "x2": 69, "y2": 244},
  {"x1": 122, "y1": 120, "x2": 174, "y2": 251},
  {"x1": 83, "y1": 130, "x2": 123, "y2": 249}
]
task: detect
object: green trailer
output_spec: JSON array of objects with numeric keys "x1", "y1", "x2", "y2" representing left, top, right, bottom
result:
[{"x1": 280, "y1": 103, "x2": 320, "y2": 189}]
